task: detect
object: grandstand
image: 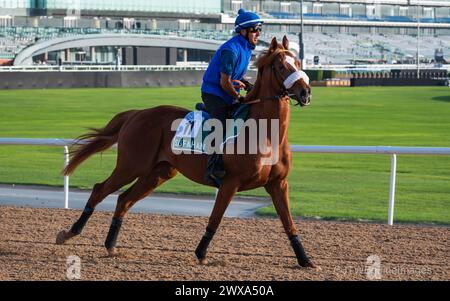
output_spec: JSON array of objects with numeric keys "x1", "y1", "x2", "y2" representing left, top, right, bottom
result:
[
  {"x1": 0, "y1": 0, "x2": 449, "y2": 67},
  {"x1": 263, "y1": 32, "x2": 450, "y2": 65}
]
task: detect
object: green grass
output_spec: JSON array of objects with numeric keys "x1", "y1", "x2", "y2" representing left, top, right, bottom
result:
[{"x1": 0, "y1": 86, "x2": 449, "y2": 224}]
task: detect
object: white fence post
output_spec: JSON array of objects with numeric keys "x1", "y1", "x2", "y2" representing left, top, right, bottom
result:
[
  {"x1": 64, "y1": 145, "x2": 69, "y2": 209},
  {"x1": 388, "y1": 153, "x2": 397, "y2": 225}
]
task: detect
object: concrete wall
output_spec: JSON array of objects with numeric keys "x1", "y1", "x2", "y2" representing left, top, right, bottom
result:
[
  {"x1": 120, "y1": 47, "x2": 177, "y2": 65},
  {"x1": 121, "y1": 48, "x2": 133, "y2": 65},
  {"x1": 3, "y1": 70, "x2": 441, "y2": 90},
  {"x1": 0, "y1": 71, "x2": 206, "y2": 89},
  {"x1": 350, "y1": 78, "x2": 446, "y2": 86},
  {"x1": 136, "y1": 47, "x2": 154, "y2": 65},
  {"x1": 139, "y1": 47, "x2": 165, "y2": 65}
]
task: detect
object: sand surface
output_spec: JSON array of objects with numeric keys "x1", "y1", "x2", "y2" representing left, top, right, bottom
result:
[{"x1": 0, "y1": 206, "x2": 448, "y2": 280}]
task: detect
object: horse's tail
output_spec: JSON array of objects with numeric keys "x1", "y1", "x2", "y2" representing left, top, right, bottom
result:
[{"x1": 63, "y1": 110, "x2": 138, "y2": 176}]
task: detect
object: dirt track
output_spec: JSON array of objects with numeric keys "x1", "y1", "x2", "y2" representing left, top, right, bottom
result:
[{"x1": 0, "y1": 206, "x2": 448, "y2": 280}]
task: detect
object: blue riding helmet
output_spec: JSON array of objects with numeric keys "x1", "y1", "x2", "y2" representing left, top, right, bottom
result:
[{"x1": 234, "y1": 8, "x2": 263, "y2": 33}]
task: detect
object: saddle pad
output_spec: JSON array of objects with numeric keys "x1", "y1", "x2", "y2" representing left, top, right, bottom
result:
[
  {"x1": 171, "y1": 103, "x2": 250, "y2": 154},
  {"x1": 171, "y1": 110, "x2": 210, "y2": 154}
]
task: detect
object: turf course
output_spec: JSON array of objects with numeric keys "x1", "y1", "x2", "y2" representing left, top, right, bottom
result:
[{"x1": 0, "y1": 86, "x2": 449, "y2": 223}]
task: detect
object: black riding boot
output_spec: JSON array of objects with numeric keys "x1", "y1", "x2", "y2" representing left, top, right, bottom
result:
[
  {"x1": 204, "y1": 153, "x2": 226, "y2": 183},
  {"x1": 201, "y1": 92, "x2": 229, "y2": 186}
]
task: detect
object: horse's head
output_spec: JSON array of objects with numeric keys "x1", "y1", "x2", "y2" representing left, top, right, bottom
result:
[{"x1": 252, "y1": 36, "x2": 311, "y2": 106}]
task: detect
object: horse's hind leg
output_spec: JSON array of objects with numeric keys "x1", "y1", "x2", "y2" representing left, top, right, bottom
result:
[
  {"x1": 56, "y1": 168, "x2": 137, "y2": 245},
  {"x1": 104, "y1": 161, "x2": 177, "y2": 256}
]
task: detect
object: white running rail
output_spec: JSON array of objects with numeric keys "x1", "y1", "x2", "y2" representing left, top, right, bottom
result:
[
  {"x1": 1, "y1": 138, "x2": 450, "y2": 225},
  {"x1": 0, "y1": 65, "x2": 209, "y2": 72}
]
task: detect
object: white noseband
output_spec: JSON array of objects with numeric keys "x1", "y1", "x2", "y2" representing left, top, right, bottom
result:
[{"x1": 283, "y1": 56, "x2": 310, "y2": 89}]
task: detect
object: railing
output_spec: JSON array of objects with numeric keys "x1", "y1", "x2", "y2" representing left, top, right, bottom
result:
[
  {"x1": 0, "y1": 64, "x2": 447, "y2": 73},
  {"x1": 307, "y1": 64, "x2": 450, "y2": 72},
  {"x1": 0, "y1": 64, "x2": 209, "y2": 72},
  {"x1": 0, "y1": 27, "x2": 233, "y2": 42},
  {"x1": 1, "y1": 138, "x2": 449, "y2": 225}
]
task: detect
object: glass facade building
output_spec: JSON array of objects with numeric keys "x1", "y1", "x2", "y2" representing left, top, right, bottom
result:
[
  {"x1": 1, "y1": 1, "x2": 448, "y2": 24},
  {"x1": 42, "y1": 0, "x2": 221, "y2": 14},
  {"x1": 0, "y1": 0, "x2": 449, "y2": 65},
  {"x1": 222, "y1": 1, "x2": 450, "y2": 36},
  {"x1": 0, "y1": 0, "x2": 222, "y2": 14},
  {"x1": 223, "y1": 0, "x2": 450, "y2": 22},
  {"x1": 0, "y1": 0, "x2": 31, "y2": 8}
]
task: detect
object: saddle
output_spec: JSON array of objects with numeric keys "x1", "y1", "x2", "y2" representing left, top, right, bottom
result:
[{"x1": 171, "y1": 102, "x2": 250, "y2": 154}]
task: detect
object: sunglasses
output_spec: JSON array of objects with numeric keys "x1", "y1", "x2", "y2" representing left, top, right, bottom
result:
[{"x1": 247, "y1": 26, "x2": 262, "y2": 33}]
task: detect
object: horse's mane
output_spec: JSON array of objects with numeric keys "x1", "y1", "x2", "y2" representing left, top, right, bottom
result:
[
  {"x1": 246, "y1": 45, "x2": 290, "y2": 100},
  {"x1": 255, "y1": 47, "x2": 289, "y2": 69}
]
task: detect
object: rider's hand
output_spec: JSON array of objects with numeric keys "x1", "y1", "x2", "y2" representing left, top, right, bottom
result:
[
  {"x1": 232, "y1": 80, "x2": 246, "y2": 89},
  {"x1": 241, "y1": 79, "x2": 254, "y2": 92}
]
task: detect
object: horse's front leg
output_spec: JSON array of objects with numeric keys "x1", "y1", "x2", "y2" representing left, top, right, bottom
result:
[
  {"x1": 265, "y1": 179, "x2": 317, "y2": 268},
  {"x1": 195, "y1": 180, "x2": 238, "y2": 265}
]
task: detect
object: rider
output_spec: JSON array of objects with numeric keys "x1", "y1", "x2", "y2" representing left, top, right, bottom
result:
[{"x1": 201, "y1": 8, "x2": 262, "y2": 182}]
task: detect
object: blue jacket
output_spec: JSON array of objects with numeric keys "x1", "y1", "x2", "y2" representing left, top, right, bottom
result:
[{"x1": 201, "y1": 34, "x2": 255, "y2": 104}]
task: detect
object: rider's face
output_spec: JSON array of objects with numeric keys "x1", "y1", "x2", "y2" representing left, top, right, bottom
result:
[
  {"x1": 247, "y1": 29, "x2": 260, "y2": 46},
  {"x1": 241, "y1": 26, "x2": 261, "y2": 46}
]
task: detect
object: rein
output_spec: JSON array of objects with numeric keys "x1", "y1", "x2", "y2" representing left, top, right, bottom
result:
[
  {"x1": 241, "y1": 94, "x2": 290, "y2": 106},
  {"x1": 241, "y1": 64, "x2": 298, "y2": 106}
]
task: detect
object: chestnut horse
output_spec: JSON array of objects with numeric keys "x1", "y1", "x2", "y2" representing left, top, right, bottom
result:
[{"x1": 56, "y1": 36, "x2": 316, "y2": 268}]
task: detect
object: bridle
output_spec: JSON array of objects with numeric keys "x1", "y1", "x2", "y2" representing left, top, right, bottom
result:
[
  {"x1": 271, "y1": 52, "x2": 311, "y2": 106},
  {"x1": 240, "y1": 49, "x2": 311, "y2": 107}
]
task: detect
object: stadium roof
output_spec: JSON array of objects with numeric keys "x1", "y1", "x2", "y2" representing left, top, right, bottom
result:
[
  {"x1": 307, "y1": 0, "x2": 450, "y2": 7},
  {"x1": 13, "y1": 34, "x2": 224, "y2": 66}
]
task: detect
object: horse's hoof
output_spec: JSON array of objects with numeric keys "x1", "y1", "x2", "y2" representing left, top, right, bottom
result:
[
  {"x1": 107, "y1": 247, "x2": 118, "y2": 257},
  {"x1": 56, "y1": 230, "x2": 67, "y2": 245},
  {"x1": 198, "y1": 258, "x2": 208, "y2": 265},
  {"x1": 302, "y1": 260, "x2": 320, "y2": 270}
]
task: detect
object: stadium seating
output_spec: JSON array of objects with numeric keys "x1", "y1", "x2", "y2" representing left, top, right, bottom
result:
[
  {"x1": 1, "y1": 25, "x2": 449, "y2": 65},
  {"x1": 260, "y1": 32, "x2": 450, "y2": 65}
]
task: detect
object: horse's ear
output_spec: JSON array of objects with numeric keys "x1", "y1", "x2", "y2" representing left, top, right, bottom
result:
[
  {"x1": 282, "y1": 35, "x2": 289, "y2": 50},
  {"x1": 269, "y1": 37, "x2": 278, "y2": 53}
]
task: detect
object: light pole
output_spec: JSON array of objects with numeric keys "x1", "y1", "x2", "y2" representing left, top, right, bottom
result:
[
  {"x1": 298, "y1": 0, "x2": 305, "y2": 68},
  {"x1": 416, "y1": 3, "x2": 420, "y2": 79}
]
